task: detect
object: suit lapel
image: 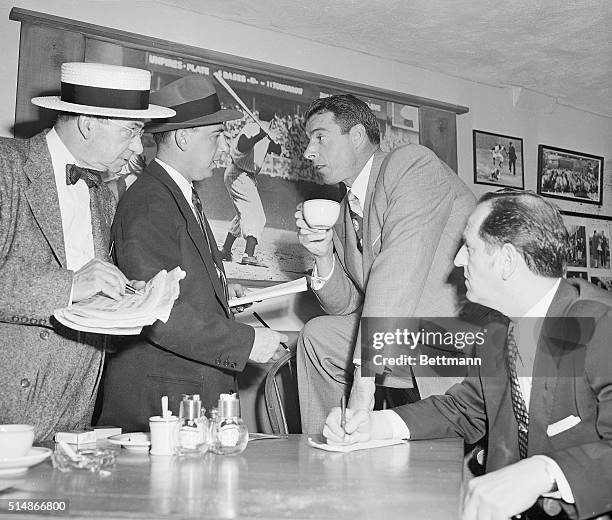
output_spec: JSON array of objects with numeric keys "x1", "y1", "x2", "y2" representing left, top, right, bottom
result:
[
  {"x1": 146, "y1": 162, "x2": 229, "y2": 314},
  {"x1": 23, "y1": 131, "x2": 67, "y2": 267},
  {"x1": 362, "y1": 151, "x2": 386, "y2": 276},
  {"x1": 528, "y1": 281, "x2": 577, "y2": 453}
]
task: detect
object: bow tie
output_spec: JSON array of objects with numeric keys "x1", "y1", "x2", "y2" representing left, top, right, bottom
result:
[{"x1": 66, "y1": 164, "x2": 103, "y2": 188}]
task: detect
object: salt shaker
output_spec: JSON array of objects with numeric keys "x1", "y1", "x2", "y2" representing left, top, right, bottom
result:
[
  {"x1": 175, "y1": 394, "x2": 208, "y2": 456},
  {"x1": 212, "y1": 393, "x2": 248, "y2": 456}
]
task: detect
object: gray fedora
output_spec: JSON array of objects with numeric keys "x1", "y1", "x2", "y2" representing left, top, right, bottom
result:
[{"x1": 145, "y1": 76, "x2": 243, "y2": 133}]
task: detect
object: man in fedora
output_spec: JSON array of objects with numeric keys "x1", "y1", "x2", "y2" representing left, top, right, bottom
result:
[
  {"x1": 98, "y1": 75, "x2": 288, "y2": 430},
  {"x1": 0, "y1": 62, "x2": 174, "y2": 441}
]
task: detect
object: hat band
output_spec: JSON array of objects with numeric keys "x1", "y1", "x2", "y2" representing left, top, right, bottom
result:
[
  {"x1": 171, "y1": 93, "x2": 222, "y2": 122},
  {"x1": 61, "y1": 82, "x2": 150, "y2": 110}
]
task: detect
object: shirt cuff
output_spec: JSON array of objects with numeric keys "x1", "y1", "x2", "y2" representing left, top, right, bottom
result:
[
  {"x1": 310, "y1": 257, "x2": 335, "y2": 290},
  {"x1": 376, "y1": 410, "x2": 411, "y2": 440},
  {"x1": 531, "y1": 455, "x2": 575, "y2": 504}
]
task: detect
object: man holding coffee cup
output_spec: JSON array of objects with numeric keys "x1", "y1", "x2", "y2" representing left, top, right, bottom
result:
[{"x1": 295, "y1": 94, "x2": 475, "y2": 433}]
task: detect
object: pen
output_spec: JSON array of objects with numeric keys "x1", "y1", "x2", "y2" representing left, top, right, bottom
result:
[
  {"x1": 125, "y1": 283, "x2": 143, "y2": 296},
  {"x1": 340, "y1": 395, "x2": 347, "y2": 436},
  {"x1": 252, "y1": 311, "x2": 291, "y2": 352}
]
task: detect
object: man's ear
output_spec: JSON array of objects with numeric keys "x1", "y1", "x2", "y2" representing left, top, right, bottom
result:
[
  {"x1": 174, "y1": 129, "x2": 189, "y2": 151},
  {"x1": 348, "y1": 123, "x2": 367, "y2": 149},
  {"x1": 499, "y1": 243, "x2": 521, "y2": 280},
  {"x1": 77, "y1": 115, "x2": 96, "y2": 140}
]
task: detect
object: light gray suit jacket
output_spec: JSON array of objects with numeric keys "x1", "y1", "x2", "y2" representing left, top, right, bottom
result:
[
  {"x1": 315, "y1": 144, "x2": 476, "y2": 397},
  {"x1": 0, "y1": 131, "x2": 111, "y2": 441}
]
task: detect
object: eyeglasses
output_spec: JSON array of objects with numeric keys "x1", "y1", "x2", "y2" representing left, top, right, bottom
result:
[{"x1": 105, "y1": 119, "x2": 145, "y2": 141}]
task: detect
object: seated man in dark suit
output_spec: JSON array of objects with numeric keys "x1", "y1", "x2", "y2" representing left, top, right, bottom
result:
[{"x1": 324, "y1": 191, "x2": 612, "y2": 519}]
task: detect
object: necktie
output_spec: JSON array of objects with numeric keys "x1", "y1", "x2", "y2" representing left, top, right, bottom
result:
[
  {"x1": 191, "y1": 187, "x2": 230, "y2": 307},
  {"x1": 65, "y1": 164, "x2": 114, "y2": 261},
  {"x1": 347, "y1": 193, "x2": 363, "y2": 253},
  {"x1": 506, "y1": 323, "x2": 529, "y2": 459},
  {"x1": 66, "y1": 164, "x2": 103, "y2": 188}
]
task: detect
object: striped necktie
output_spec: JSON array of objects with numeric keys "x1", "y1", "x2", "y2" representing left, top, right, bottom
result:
[
  {"x1": 191, "y1": 187, "x2": 230, "y2": 307},
  {"x1": 506, "y1": 323, "x2": 529, "y2": 459},
  {"x1": 347, "y1": 192, "x2": 363, "y2": 253}
]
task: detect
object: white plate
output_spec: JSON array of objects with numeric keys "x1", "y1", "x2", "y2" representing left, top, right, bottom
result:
[
  {"x1": 0, "y1": 447, "x2": 52, "y2": 475},
  {"x1": 107, "y1": 433, "x2": 150, "y2": 451}
]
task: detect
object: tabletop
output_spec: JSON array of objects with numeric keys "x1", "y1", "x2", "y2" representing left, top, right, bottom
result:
[{"x1": 0, "y1": 435, "x2": 464, "y2": 519}]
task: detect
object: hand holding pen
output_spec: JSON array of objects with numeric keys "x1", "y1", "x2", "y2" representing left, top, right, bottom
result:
[{"x1": 322, "y1": 404, "x2": 374, "y2": 445}]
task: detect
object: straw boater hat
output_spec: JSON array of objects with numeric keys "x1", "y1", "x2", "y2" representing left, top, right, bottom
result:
[
  {"x1": 31, "y1": 62, "x2": 175, "y2": 119},
  {"x1": 145, "y1": 76, "x2": 242, "y2": 134}
]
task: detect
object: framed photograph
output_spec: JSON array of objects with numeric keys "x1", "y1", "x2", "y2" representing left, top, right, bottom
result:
[
  {"x1": 473, "y1": 130, "x2": 524, "y2": 189},
  {"x1": 537, "y1": 145, "x2": 604, "y2": 206}
]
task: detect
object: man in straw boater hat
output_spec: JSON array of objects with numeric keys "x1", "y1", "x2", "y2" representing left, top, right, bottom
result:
[
  {"x1": 98, "y1": 75, "x2": 288, "y2": 430},
  {"x1": 0, "y1": 62, "x2": 174, "y2": 441}
]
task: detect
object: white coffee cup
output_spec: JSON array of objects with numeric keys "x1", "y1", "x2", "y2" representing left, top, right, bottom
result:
[
  {"x1": 0, "y1": 424, "x2": 35, "y2": 459},
  {"x1": 149, "y1": 416, "x2": 179, "y2": 456},
  {"x1": 302, "y1": 199, "x2": 341, "y2": 230}
]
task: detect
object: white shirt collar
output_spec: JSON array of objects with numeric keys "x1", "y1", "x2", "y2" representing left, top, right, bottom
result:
[
  {"x1": 521, "y1": 278, "x2": 562, "y2": 319},
  {"x1": 346, "y1": 154, "x2": 374, "y2": 210},
  {"x1": 155, "y1": 158, "x2": 195, "y2": 206},
  {"x1": 47, "y1": 127, "x2": 80, "y2": 172}
]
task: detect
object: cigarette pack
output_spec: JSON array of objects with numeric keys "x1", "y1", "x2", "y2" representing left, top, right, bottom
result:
[
  {"x1": 93, "y1": 426, "x2": 122, "y2": 439},
  {"x1": 54, "y1": 429, "x2": 97, "y2": 445}
]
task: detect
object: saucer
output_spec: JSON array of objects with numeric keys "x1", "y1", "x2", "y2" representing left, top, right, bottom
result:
[
  {"x1": 107, "y1": 433, "x2": 150, "y2": 451},
  {"x1": 0, "y1": 447, "x2": 52, "y2": 475}
]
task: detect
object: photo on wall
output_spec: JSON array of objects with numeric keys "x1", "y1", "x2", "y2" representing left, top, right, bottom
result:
[
  {"x1": 537, "y1": 145, "x2": 604, "y2": 206},
  {"x1": 567, "y1": 224, "x2": 587, "y2": 268},
  {"x1": 591, "y1": 276, "x2": 612, "y2": 291},
  {"x1": 588, "y1": 225, "x2": 611, "y2": 270},
  {"x1": 472, "y1": 130, "x2": 524, "y2": 189},
  {"x1": 85, "y1": 41, "x2": 422, "y2": 282}
]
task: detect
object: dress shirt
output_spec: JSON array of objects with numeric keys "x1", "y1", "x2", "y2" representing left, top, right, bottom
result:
[
  {"x1": 155, "y1": 158, "x2": 201, "y2": 223},
  {"x1": 383, "y1": 278, "x2": 573, "y2": 502},
  {"x1": 47, "y1": 128, "x2": 94, "y2": 272},
  {"x1": 310, "y1": 154, "x2": 374, "y2": 289}
]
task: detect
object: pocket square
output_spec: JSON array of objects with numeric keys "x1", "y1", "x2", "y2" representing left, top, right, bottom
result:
[{"x1": 546, "y1": 415, "x2": 581, "y2": 437}]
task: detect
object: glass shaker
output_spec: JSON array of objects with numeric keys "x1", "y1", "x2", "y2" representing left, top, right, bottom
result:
[
  {"x1": 212, "y1": 393, "x2": 248, "y2": 455},
  {"x1": 175, "y1": 394, "x2": 208, "y2": 456}
]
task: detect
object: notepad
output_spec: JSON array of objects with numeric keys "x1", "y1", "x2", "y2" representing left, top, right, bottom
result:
[
  {"x1": 307, "y1": 437, "x2": 408, "y2": 452},
  {"x1": 229, "y1": 277, "x2": 308, "y2": 307}
]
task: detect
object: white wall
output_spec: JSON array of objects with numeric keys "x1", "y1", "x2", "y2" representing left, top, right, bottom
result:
[{"x1": 1, "y1": 0, "x2": 610, "y2": 214}]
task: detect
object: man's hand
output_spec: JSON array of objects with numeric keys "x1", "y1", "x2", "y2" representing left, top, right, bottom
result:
[
  {"x1": 462, "y1": 458, "x2": 554, "y2": 520},
  {"x1": 323, "y1": 407, "x2": 373, "y2": 445},
  {"x1": 227, "y1": 283, "x2": 252, "y2": 314},
  {"x1": 347, "y1": 368, "x2": 376, "y2": 411},
  {"x1": 72, "y1": 258, "x2": 130, "y2": 302},
  {"x1": 249, "y1": 327, "x2": 289, "y2": 363},
  {"x1": 295, "y1": 203, "x2": 334, "y2": 274}
]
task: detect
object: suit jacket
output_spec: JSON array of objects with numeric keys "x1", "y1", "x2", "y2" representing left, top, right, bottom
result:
[
  {"x1": 0, "y1": 131, "x2": 111, "y2": 441},
  {"x1": 315, "y1": 144, "x2": 476, "y2": 396},
  {"x1": 396, "y1": 279, "x2": 612, "y2": 519},
  {"x1": 98, "y1": 160, "x2": 254, "y2": 431}
]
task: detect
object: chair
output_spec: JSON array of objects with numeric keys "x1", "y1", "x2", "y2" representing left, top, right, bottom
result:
[{"x1": 264, "y1": 340, "x2": 300, "y2": 435}]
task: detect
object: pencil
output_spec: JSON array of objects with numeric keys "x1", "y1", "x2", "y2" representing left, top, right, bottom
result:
[
  {"x1": 125, "y1": 283, "x2": 143, "y2": 296},
  {"x1": 252, "y1": 311, "x2": 291, "y2": 352}
]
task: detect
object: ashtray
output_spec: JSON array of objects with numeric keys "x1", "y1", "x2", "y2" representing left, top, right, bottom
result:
[{"x1": 52, "y1": 446, "x2": 116, "y2": 472}]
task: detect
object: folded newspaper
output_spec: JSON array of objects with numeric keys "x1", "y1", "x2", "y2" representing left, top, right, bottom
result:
[
  {"x1": 54, "y1": 267, "x2": 186, "y2": 335},
  {"x1": 228, "y1": 276, "x2": 308, "y2": 307}
]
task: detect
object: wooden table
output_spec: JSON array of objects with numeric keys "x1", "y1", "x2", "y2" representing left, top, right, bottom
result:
[{"x1": 0, "y1": 435, "x2": 464, "y2": 519}]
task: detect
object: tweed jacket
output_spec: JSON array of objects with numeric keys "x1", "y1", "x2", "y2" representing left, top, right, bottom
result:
[
  {"x1": 0, "y1": 131, "x2": 112, "y2": 441},
  {"x1": 397, "y1": 279, "x2": 612, "y2": 519},
  {"x1": 315, "y1": 144, "x2": 476, "y2": 396}
]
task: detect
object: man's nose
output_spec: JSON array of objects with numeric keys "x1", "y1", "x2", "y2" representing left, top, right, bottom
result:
[
  {"x1": 130, "y1": 136, "x2": 144, "y2": 155},
  {"x1": 454, "y1": 244, "x2": 467, "y2": 267},
  {"x1": 303, "y1": 143, "x2": 317, "y2": 161}
]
